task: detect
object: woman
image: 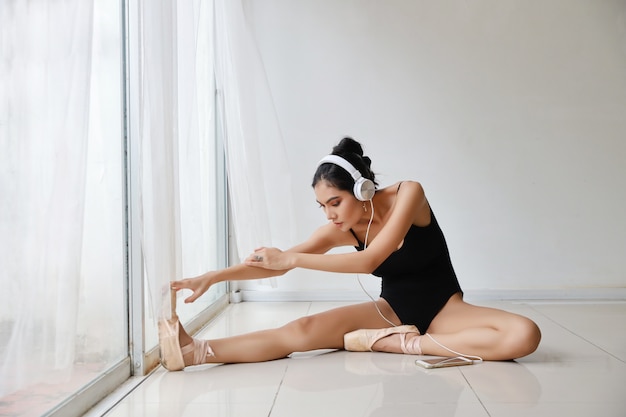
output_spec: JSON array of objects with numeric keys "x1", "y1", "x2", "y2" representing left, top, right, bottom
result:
[{"x1": 159, "y1": 137, "x2": 541, "y2": 371}]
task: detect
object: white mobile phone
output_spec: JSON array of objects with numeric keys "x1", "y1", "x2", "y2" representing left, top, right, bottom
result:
[{"x1": 415, "y1": 356, "x2": 474, "y2": 369}]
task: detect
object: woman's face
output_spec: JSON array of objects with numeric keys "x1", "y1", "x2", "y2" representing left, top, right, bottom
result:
[{"x1": 314, "y1": 181, "x2": 363, "y2": 232}]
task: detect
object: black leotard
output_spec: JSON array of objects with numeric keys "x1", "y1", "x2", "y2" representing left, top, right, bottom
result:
[{"x1": 351, "y1": 192, "x2": 462, "y2": 334}]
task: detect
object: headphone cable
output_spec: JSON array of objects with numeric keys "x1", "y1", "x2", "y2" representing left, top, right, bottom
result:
[
  {"x1": 356, "y1": 198, "x2": 483, "y2": 362},
  {"x1": 357, "y1": 200, "x2": 398, "y2": 327}
]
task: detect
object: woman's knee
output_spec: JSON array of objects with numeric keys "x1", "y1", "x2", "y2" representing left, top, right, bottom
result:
[
  {"x1": 504, "y1": 317, "x2": 541, "y2": 359},
  {"x1": 281, "y1": 315, "x2": 323, "y2": 350}
]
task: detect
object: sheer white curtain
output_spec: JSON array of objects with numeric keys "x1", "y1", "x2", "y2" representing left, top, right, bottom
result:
[
  {"x1": 176, "y1": 0, "x2": 220, "y2": 281},
  {"x1": 0, "y1": 0, "x2": 294, "y2": 400},
  {"x1": 214, "y1": 0, "x2": 297, "y2": 284},
  {"x1": 136, "y1": 0, "x2": 182, "y2": 323},
  {"x1": 138, "y1": 0, "x2": 297, "y2": 325},
  {"x1": 137, "y1": 0, "x2": 222, "y2": 331},
  {"x1": 0, "y1": 0, "x2": 100, "y2": 396},
  {"x1": 139, "y1": 0, "x2": 298, "y2": 318},
  {"x1": 0, "y1": 0, "x2": 220, "y2": 403}
]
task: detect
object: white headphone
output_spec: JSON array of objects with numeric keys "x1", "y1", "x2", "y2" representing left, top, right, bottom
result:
[{"x1": 317, "y1": 154, "x2": 376, "y2": 201}]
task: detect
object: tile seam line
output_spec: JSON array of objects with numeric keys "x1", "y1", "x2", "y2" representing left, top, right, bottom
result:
[
  {"x1": 459, "y1": 367, "x2": 492, "y2": 417},
  {"x1": 267, "y1": 363, "x2": 289, "y2": 416}
]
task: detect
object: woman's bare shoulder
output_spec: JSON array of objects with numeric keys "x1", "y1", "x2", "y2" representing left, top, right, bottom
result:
[
  {"x1": 378, "y1": 180, "x2": 424, "y2": 196},
  {"x1": 384, "y1": 181, "x2": 429, "y2": 225}
]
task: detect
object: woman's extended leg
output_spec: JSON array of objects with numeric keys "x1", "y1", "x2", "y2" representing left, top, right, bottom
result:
[
  {"x1": 371, "y1": 293, "x2": 541, "y2": 361},
  {"x1": 177, "y1": 299, "x2": 403, "y2": 366}
]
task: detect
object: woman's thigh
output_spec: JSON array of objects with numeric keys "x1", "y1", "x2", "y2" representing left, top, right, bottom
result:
[
  {"x1": 427, "y1": 293, "x2": 536, "y2": 334},
  {"x1": 425, "y1": 294, "x2": 541, "y2": 359},
  {"x1": 287, "y1": 299, "x2": 402, "y2": 350}
]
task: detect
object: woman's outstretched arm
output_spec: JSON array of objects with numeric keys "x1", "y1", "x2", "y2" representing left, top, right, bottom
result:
[
  {"x1": 171, "y1": 227, "x2": 343, "y2": 303},
  {"x1": 171, "y1": 264, "x2": 286, "y2": 303}
]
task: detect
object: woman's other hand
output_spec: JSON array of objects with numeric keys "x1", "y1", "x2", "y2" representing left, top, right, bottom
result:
[{"x1": 245, "y1": 247, "x2": 292, "y2": 270}]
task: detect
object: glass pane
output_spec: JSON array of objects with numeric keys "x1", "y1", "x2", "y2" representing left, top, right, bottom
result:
[{"x1": 0, "y1": 1, "x2": 126, "y2": 415}]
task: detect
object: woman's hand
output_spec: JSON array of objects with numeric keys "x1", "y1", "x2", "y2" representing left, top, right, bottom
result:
[
  {"x1": 171, "y1": 273, "x2": 213, "y2": 303},
  {"x1": 244, "y1": 247, "x2": 293, "y2": 270}
]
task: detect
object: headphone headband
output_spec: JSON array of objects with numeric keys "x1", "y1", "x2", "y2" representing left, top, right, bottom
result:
[
  {"x1": 317, "y1": 155, "x2": 362, "y2": 181},
  {"x1": 317, "y1": 154, "x2": 375, "y2": 201}
]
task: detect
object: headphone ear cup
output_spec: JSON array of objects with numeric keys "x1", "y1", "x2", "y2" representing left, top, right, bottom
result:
[
  {"x1": 317, "y1": 154, "x2": 375, "y2": 201},
  {"x1": 354, "y1": 178, "x2": 375, "y2": 201}
]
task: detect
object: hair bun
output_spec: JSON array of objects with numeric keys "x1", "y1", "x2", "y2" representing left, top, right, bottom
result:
[
  {"x1": 362, "y1": 155, "x2": 372, "y2": 169},
  {"x1": 333, "y1": 137, "x2": 364, "y2": 157}
]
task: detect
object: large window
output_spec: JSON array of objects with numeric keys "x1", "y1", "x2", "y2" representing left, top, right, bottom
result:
[{"x1": 0, "y1": 1, "x2": 227, "y2": 415}]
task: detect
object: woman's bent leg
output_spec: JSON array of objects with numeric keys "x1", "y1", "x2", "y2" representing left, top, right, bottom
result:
[{"x1": 371, "y1": 294, "x2": 541, "y2": 361}]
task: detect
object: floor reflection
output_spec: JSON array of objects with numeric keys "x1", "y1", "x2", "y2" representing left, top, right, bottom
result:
[{"x1": 144, "y1": 349, "x2": 543, "y2": 417}]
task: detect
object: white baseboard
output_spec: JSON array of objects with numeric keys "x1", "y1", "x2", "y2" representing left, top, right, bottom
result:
[{"x1": 237, "y1": 288, "x2": 626, "y2": 302}]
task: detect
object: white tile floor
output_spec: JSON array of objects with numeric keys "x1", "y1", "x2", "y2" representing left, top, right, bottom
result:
[{"x1": 102, "y1": 300, "x2": 626, "y2": 417}]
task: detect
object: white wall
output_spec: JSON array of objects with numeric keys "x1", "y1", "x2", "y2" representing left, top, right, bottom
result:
[{"x1": 240, "y1": 0, "x2": 626, "y2": 297}]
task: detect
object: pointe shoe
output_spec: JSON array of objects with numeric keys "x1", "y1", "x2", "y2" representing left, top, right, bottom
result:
[
  {"x1": 158, "y1": 289, "x2": 215, "y2": 371},
  {"x1": 158, "y1": 288, "x2": 185, "y2": 370},
  {"x1": 158, "y1": 318, "x2": 216, "y2": 371},
  {"x1": 158, "y1": 316, "x2": 185, "y2": 371},
  {"x1": 344, "y1": 325, "x2": 420, "y2": 352}
]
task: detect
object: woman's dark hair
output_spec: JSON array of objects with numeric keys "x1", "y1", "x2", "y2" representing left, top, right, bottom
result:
[{"x1": 312, "y1": 137, "x2": 378, "y2": 194}]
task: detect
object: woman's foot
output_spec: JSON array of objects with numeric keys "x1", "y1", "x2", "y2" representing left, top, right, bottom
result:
[
  {"x1": 372, "y1": 331, "x2": 423, "y2": 355},
  {"x1": 158, "y1": 316, "x2": 215, "y2": 371},
  {"x1": 178, "y1": 324, "x2": 215, "y2": 367},
  {"x1": 344, "y1": 325, "x2": 420, "y2": 352},
  {"x1": 159, "y1": 289, "x2": 215, "y2": 371},
  {"x1": 158, "y1": 316, "x2": 186, "y2": 371}
]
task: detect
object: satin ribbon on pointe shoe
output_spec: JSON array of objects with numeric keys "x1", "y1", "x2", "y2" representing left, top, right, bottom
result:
[{"x1": 344, "y1": 325, "x2": 420, "y2": 352}]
